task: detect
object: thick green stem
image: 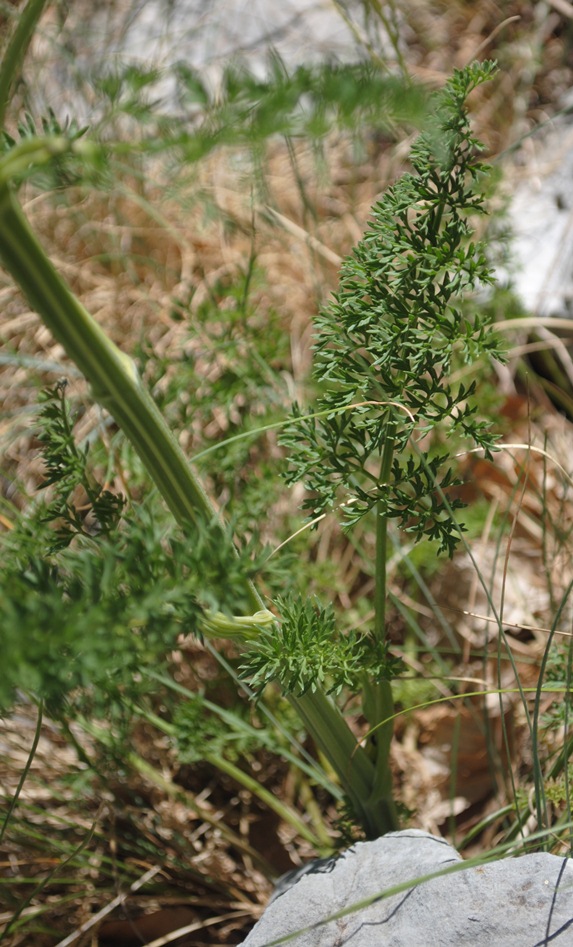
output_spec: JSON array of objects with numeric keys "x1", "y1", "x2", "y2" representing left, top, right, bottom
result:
[
  {"x1": 291, "y1": 688, "x2": 392, "y2": 839},
  {"x1": 0, "y1": 184, "x2": 253, "y2": 577},
  {"x1": 362, "y1": 678, "x2": 399, "y2": 832}
]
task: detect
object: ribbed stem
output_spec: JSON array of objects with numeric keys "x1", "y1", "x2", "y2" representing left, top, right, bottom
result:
[{"x1": 0, "y1": 186, "x2": 234, "y2": 543}]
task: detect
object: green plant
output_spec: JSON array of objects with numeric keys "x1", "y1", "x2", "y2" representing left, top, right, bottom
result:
[
  {"x1": 246, "y1": 58, "x2": 504, "y2": 832},
  {"x1": 0, "y1": 0, "x2": 505, "y2": 845}
]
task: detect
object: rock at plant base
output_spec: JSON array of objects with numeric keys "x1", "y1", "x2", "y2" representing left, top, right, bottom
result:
[{"x1": 240, "y1": 829, "x2": 573, "y2": 946}]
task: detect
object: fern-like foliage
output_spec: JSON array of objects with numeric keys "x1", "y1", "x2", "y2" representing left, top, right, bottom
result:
[
  {"x1": 0, "y1": 108, "x2": 91, "y2": 188},
  {"x1": 281, "y1": 60, "x2": 505, "y2": 555},
  {"x1": 0, "y1": 386, "x2": 266, "y2": 715},
  {"x1": 243, "y1": 595, "x2": 403, "y2": 697},
  {"x1": 0, "y1": 107, "x2": 89, "y2": 151},
  {"x1": 35, "y1": 381, "x2": 125, "y2": 549}
]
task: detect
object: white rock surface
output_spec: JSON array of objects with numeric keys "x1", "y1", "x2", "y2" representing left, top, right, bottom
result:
[
  {"x1": 506, "y1": 120, "x2": 573, "y2": 318},
  {"x1": 31, "y1": 2, "x2": 573, "y2": 309},
  {"x1": 241, "y1": 830, "x2": 573, "y2": 946},
  {"x1": 33, "y1": 0, "x2": 389, "y2": 119}
]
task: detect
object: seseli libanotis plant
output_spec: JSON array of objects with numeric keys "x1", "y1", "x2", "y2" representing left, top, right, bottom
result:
[
  {"x1": 0, "y1": 4, "x2": 502, "y2": 844},
  {"x1": 244, "y1": 59, "x2": 505, "y2": 833}
]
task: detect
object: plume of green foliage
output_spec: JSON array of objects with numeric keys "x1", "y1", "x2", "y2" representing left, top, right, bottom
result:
[
  {"x1": 241, "y1": 61, "x2": 505, "y2": 833},
  {"x1": 244, "y1": 63, "x2": 506, "y2": 714},
  {"x1": 281, "y1": 60, "x2": 504, "y2": 552}
]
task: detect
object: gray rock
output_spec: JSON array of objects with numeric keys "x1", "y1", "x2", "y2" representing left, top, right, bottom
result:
[
  {"x1": 34, "y1": 0, "x2": 394, "y2": 120},
  {"x1": 241, "y1": 830, "x2": 573, "y2": 946}
]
